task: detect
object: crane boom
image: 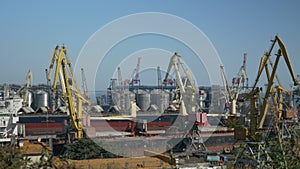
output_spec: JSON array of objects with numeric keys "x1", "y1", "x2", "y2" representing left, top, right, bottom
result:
[
  {"x1": 239, "y1": 35, "x2": 299, "y2": 139},
  {"x1": 276, "y1": 36, "x2": 299, "y2": 85},
  {"x1": 220, "y1": 65, "x2": 245, "y2": 115},
  {"x1": 234, "y1": 36, "x2": 299, "y2": 169},
  {"x1": 220, "y1": 65, "x2": 231, "y2": 103},
  {"x1": 47, "y1": 45, "x2": 85, "y2": 139},
  {"x1": 47, "y1": 45, "x2": 59, "y2": 84},
  {"x1": 164, "y1": 52, "x2": 198, "y2": 115},
  {"x1": 81, "y1": 68, "x2": 89, "y2": 99},
  {"x1": 130, "y1": 57, "x2": 141, "y2": 85},
  {"x1": 235, "y1": 69, "x2": 246, "y2": 101},
  {"x1": 243, "y1": 53, "x2": 247, "y2": 72},
  {"x1": 62, "y1": 58, "x2": 83, "y2": 137},
  {"x1": 135, "y1": 57, "x2": 141, "y2": 83},
  {"x1": 253, "y1": 36, "x2": 299, "y2": 130},
  {"x1": 177, "y1": 54, "x2": 197, "y2": 91}
]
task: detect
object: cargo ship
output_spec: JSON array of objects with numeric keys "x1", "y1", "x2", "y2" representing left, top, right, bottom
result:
[
  {"x1": 18, "y1": 114, "x2": 70, "y2": 136},
  {"x1": 17, "y1": 110, "x2": 180, "y2": 137},
  {"x1": 17, "y1": 111, "x2": 206, "y2": 137}
]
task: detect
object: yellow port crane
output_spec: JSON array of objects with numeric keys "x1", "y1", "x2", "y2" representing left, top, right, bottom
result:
[
  {"x1": 234, "y1": 35, "x2": 299, "y2": 169},
  {"x1": 235, "y1": 35, "x2": 299, "y2": 140},
  {"x1": 47, "y1": 45, "x2": 87, "y2": 139}
]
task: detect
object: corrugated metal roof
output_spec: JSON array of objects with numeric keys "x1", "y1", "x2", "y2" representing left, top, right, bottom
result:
[
  {"x1": 90, "y1": 105, "x2": 103, "y2": 113},
  {"x1": 0, "y1": 101, "x2": 5, "y2": 107},
  {"x1": 55, "y1": 106, "x2": 67, "y2": 113},
  {"x1": 18, "y1": 107, "x2": 35, "y2": 114},
  {"x1": 36, "y1": 106, "x2": 48, "y2": 113},
  {"x1": 147, "y1": 104, "x2": 159, "y2": 112}
]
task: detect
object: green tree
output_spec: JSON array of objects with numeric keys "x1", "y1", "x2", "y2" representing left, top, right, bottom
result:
[
  {"x1": 64, "y1": 138, "x2": 118, "y2": 160},
  {"x1": 0, "y1": 146, "x2": 28, "y2": 169},
  {"x1": 0, "y1": 145, "x2": 76, "y2": 169},
  {"x1": 234, "y1": 126, "x2": 300, "y2": 169}
]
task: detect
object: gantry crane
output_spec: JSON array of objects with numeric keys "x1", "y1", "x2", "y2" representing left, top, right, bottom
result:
[
  {"x1": 47, "y1": 45, "x2": 88, "y2": 139},
  {"x1": 18, "y1": 70, "x2": 32, "y2": 107},
  {"x1": 163, "y1": 52, "x2": 198, "y2": 115},
  {"x1": 234, "y1": 35, "x2": 299, "y2": 169}
]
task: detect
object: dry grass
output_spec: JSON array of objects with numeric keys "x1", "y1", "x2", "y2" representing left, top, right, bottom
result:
[{"x1": 70, "y1": 157, "x2": 174, "y2": 169}]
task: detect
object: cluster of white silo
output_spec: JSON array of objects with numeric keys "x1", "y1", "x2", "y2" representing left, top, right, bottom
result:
[
  {"x1": 150, "y1": 90, "x2": 170, "y2": 113},
  {"x1": 111, "y1": 89, "x2": 135, "y2": 113},
  {"x1": 135, "y1": 89, "x2": 170, "y2": 113},
  {"x1": 109, "y1": 89, "x2": 171, "y2": 113}
]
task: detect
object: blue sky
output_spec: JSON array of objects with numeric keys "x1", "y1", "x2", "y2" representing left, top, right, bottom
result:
[{"x1": 0, "y1": 1, "x2": 299, "y2": 91}]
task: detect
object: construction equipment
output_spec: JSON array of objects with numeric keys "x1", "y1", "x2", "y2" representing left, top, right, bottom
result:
[
  {"x1": 163, "y1": 52, "x2": 198, "y2": 115},
  {"x1": 220, "y1": 65, "x2": 246, "y2": 116},
  {"x1": 236, "y1": 35, "x2": 299, "y2": 140},
  {"x1": 223, "y1": 53, "x2": 248, "y2": 116},
  {"x1": 18, "y1": 70, "x2": 33, "y2": 107},
  {"x1": 234, "y1": 35, "x2": 299, "y2": 169},
  {"x1": 47, "y1": 45, "x2": 87, "y2": 139}
]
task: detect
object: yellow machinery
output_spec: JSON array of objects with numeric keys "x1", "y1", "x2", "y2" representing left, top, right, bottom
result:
[
  {"x1": 234, "y1": 35, "x2": 299, "y2": 169},
  {"x1": 47, "y1": 45, "x2": 87, "y2": 139},
  {"x1": 235, "y1": 35, "x2": 299, "y2": 140}
]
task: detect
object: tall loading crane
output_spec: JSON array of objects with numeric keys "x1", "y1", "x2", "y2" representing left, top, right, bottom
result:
[
  {"x1": 130, "y1": 57, "x2": 141, "y2": 85},
  {"x1": 234, "y1": 35, "x2": 299, "y2": 168},
  {"x1": 220, "y1": 65, "x2": 246, "y2": 116},
  {"x1": 163, "y1": 52, "x2": 198, "y2": 115},
  {"x1": 47, "y1": 45, "x2": 87, "y2": 139},
  {"x1": 18, "y1": 70, "x2": 33, "y2": 107},
  {"x1": 236, "y1": 35, "x2": 299, "y2": 139}
]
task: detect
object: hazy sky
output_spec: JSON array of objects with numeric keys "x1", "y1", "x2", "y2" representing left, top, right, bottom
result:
[{"x1": 1, "y1": 1, "x2": 299, "y2": 91}]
